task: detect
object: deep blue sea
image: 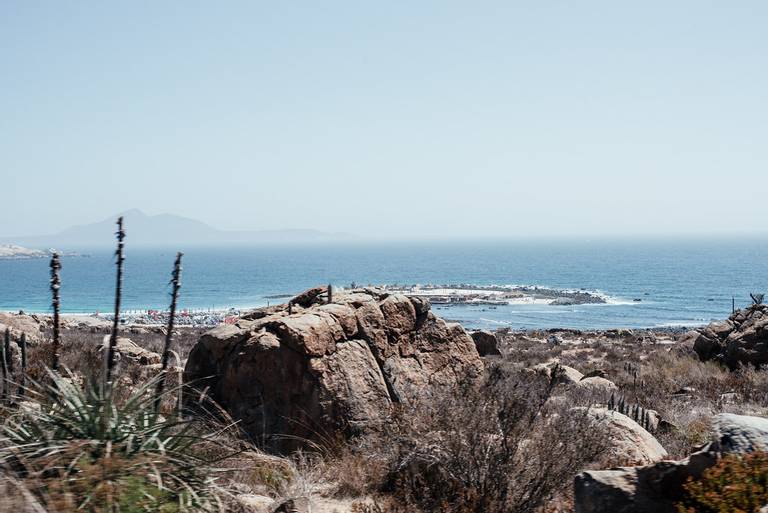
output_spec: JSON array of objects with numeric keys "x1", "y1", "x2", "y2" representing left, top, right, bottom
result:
[{"x1": 1, "y1": 238, "x2": 767, "y2": 330}]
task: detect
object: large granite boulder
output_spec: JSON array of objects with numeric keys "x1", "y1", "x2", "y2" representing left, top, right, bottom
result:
[
  {"x1": 688, "y1": 304, "x2": 768, "y2": 368},
  {"x1": 184, "y1": 287, "x2": 484, "y2": 452},
  {"x1": 574, "y1": 408, "x2": 667, "y2": 467},
  {"x1": 574, "y1": 413, "x2": 768, "y2": 513}
]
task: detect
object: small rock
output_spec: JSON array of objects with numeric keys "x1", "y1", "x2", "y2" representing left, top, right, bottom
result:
[
  {"x1": 532, "y1": 361, "x2": 583, "y2": 385},
  {"x1": 576, "y1": 377, "x2": 619, "y2": 394},
  {"x1": 237, "y1": 494, "x2": 275, "y2": 512},
  {"x1": 471, "y1": 330, "x2": 501, "y2": 356},
  {"x1": 272, "y1": 497, "x2": 309, "y2": 513},
  {"x1": 547, "y1": 334, "x2": 564, "y2": 345},
  {"x1": 671, "y1": 386, "x2": 695, "y2": 396}
]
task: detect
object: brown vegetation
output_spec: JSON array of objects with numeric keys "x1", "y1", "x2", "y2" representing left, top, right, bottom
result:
[
  {"x1": 676, "y1": 451, "x2": 768, "y2": 513},
  {"x1": 498, "y1": 330, "x2": 768, "y2": 459}
]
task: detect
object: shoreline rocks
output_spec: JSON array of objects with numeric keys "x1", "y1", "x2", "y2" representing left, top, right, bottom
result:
[{"x1": 0, "y1": 244, "x2": 80, "y2": 260}]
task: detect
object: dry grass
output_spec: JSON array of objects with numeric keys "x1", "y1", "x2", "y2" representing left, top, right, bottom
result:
[
  {"x1": 498, "y1": 331, "x2": 768, "y2": 459},
  {"x1": 316, "y1": 364, "x2": 608, "y2": 513},
  {"x1": 11, "y1": 320, "x2": 768, "y2": 511},
  {"x1": 22, "y1": 326, "x2": 203, "y2": 385}
]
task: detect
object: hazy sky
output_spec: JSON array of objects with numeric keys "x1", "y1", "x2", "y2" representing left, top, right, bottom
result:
[{"x1": 1, "y1": 2, "x2": 766, "y2": 239}]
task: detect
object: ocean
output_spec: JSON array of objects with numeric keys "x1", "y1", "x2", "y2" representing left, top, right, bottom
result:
[{"x1": 1, "y1": 238, "x2": 767, "y2": 330}]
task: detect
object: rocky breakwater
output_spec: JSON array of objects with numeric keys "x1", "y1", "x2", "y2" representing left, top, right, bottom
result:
[
  {"x1": 183, "y1": 286, "x2": 484, "y2": 452},
  {"x1": 682, "y1": 302, "x2": 768, "y2": 368}
]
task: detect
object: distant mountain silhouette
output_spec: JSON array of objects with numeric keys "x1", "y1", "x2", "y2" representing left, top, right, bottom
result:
[{"x1": 1, "y1": 210, "x2": 353, "y2": 248}]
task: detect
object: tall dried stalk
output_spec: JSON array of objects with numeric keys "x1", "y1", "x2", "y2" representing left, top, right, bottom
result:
[
  {"x1": 49, "y1": 252, "x2": 62, "y2": 371},
  {"x1": 154, "y1": 252, "x2": 183, "y2": 413},
  {"x1": 18, "y1": 333, "x2": 26, "y2": 399},
  {"x1": 1, "y1": 328, "x2": 9, "y2": 402},
  {"x1": 104, "y1": 217, "x2": 126, "y2": 390},
  {"x1": 4, "y1": 325, "x2": 12, "y2": 376}
]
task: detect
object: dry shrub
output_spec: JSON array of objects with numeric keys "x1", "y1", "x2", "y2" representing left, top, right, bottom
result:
[
  {"x1": 676, "y1": 451, "x2": 768, "y2": 513},
  {"x1": 374, "y1": 364, "x2": 608, "y2": 513},
  {"x1": 498, "y1": 334, "x2": 566, "y2": 367},
  {"x1": 320, "y1": 443, "x2": 389, "y2": 498},
  {"x1": 0, "y1": 476, "x2": 45, "y2": 512},
  {"x1": 22, "y1": 326, "x2": 203, "y2": 384},
  {"x1": 499, "y1": 332, "x2": 768, "y2": 460}
]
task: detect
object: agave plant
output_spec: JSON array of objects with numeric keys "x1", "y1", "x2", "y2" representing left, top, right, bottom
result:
[{"x1": 0, "y1": 371, "x2": 234, "y2": 512}]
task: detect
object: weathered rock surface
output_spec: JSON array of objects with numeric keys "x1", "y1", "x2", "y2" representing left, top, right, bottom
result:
[
  {"x1": 574, "y1": 452, "x2": 715, "y2": 513},
  {"x1": 94, "y1": 336, "x2": 161, "y2": 366},
  {"x1": 0, "y1": 312, "x2": 45, "y2": 344},
  {"x1": 235, "y1": 494, "x2": 275, "y2": 512},
  {"x1": 184, "y1": 287, "x2": 484, "y2": 452},
  {"x1": 688, "y1": 303, "x2": 768, "y2": 368},
  {"x1": 574, "y1": 413, "x2": 768, "y2": 513},
  {"x1": 531, "y1": 361, "x2": 584, "y2": 385},
  {"x1": 470, "y1": 330, "x2": 501, "y2": 356},
  {"x1": 575, "y1": 408, "x2": 667, "y2": 466},
  {"x1": 710, "y1": 412, "x2": 768, "y2": 453},
  {"x1": 576, "y1": 376, "x2": 619, "y2": 395}
]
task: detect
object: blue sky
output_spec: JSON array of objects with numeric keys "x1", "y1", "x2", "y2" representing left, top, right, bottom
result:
[{"x1": 1, "y1": 2, "x2": 766, "y2": 239}]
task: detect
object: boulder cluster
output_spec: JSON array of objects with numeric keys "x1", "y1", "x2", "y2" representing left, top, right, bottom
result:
[
  {"x1": 183, "y1": 287, "x2": 484, "y2": 452},
  {"x1": 682, "y1": 303, "x2": 768, "y2": 368},
  {"x1": 575, "y1": 413, "x2": 768, "y2": 513}
]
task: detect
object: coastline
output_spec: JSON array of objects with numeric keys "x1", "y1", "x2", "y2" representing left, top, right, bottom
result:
[
  {"x1": 1, "y1": 309, "x2": 697, "y2": 336},
  {"x1": 0, "y1": 283, "x2": 713, "y2": 331}
]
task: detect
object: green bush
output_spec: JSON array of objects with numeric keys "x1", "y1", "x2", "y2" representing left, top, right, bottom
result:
[{"x1": 676, "y1": 452, "x2": 768, "y2": 513}]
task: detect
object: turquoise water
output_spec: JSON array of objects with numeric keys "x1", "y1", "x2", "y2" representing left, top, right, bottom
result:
[{"x1": 1, "y1": 238, "x2": 766, "y2": 330}]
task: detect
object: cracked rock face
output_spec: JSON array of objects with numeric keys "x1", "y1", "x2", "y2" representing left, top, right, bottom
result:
[
  {"x1": 685, "y1": 303, "x2": 768, "y2": 368},
  {"x1": 183, "y1": 287, "x2": 483, "y2": 452}
]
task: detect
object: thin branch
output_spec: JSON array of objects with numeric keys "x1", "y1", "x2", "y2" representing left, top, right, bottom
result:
[
  {"x1": 1, "y1": 328, "x2": 9, "y2": 402},
  {"x1": 18, "y1": 333, "x2": 27, "y2": 398}
]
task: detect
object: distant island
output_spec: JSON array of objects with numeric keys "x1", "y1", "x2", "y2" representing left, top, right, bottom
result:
[
  {"x1": 0, "y1": 209, "x2": 353, "y2": 248},
  {"x1": 0, "y1": 244, "x2": 80, "y2": 260}
]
